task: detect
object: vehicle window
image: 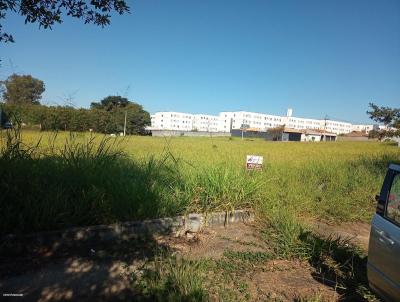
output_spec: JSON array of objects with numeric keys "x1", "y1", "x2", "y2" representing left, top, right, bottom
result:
[{"x1": 386, "y1": 173, "x2": 400, "y2": 224}]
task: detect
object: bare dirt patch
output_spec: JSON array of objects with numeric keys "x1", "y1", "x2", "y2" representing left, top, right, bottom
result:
[
  {"x1": 160, "y1": 223, "x2": 268, "y2": 259},
  {"x1": 0, "y1": 237, "x2": 157, "y2": 301},
  {"x1": 155, "y1": 223, "x2": 339, "y2": 301},
  {"x1": 176, "y1": 224, "x2": 338, "y2": 301},
  {"x1": 1, "y1": 222, "x2": 368, "y2": 301},
  {"x1": 248, "y1": 260, "x2": 338, "y2": 301},
  {"x1": 312, "y1": 220, "x2": 371, "y2": 251}
]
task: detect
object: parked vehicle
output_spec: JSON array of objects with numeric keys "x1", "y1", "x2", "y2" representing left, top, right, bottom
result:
[
  {"x1": 368, "y1": 163, "x2": 400, "y2": 301},
  {"x1": 2, "y1": 121, "x2": 13, "y2": 129}
]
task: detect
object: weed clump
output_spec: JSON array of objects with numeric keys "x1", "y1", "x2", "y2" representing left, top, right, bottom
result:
[{"x1": 132, "y1": 256, "x2": 209, "y2": 302}]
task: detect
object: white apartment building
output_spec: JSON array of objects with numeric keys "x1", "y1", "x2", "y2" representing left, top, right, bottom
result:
[
  {"x1": 151, "y1": 112, "x2": 194, "y2": 131},
  {"x1": 350, "y1": 124, "x2": 390, "y2": 134},
  {"x1": 218, "y1": 111, "x2": 285, "y2": 132},
  {"x1": 150, "y1": 112, "x2": 220, "y2": 132},
  {"x1": 150, "y1": 108, "x2": 379, "y2": 135},
  {"x1": 218, "y1": 109, "x2": 353, "y2": 134},
  {"x1": 193, "y1": 114, "x2": 219, "y2": 132},
  {"x1": 323, "y1": 120, "x2": 353, "y2": 134}
]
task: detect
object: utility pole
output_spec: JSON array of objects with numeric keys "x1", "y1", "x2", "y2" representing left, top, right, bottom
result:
[
  {"x1": 323, "y1": 115, "x2": 328, "y2": 141},
  {"x1": 123, "y1": 111, "x2": 127, "y2": 136}
]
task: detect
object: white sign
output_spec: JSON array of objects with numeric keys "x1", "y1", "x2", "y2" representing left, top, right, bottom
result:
[{"x1": 246, "y1": 155, "x2": 263, "y2": 170}]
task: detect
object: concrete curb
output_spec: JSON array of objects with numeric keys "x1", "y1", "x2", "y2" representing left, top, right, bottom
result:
[{"x1": 1, "y1": 209, "x2": 255, "y2": 256}]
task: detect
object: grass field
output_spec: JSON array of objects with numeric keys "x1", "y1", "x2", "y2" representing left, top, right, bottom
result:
[
  {"x1": 1, "y1": 129, "x2": 399, "y2": 235},
  {"x1": 2, "y1": 129, "x2": 399, "y2": 300}
]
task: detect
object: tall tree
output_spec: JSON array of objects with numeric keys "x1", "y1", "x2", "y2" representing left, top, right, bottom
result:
[
  {"x1": 90, "y1": 95, "x2": 130, "y2": 111},
  {"x1": 0, "y1": 0, "x2": 129, "y2": 43},
  {"x1": 367, "y1": 103, "x2": 400, "y2": 129},
  {"x1": 2, "y1": 74, "x2": 45, "y2": 105},
  {"x1": 91, "y1": 95, "x2": 150, "y2": 134}
]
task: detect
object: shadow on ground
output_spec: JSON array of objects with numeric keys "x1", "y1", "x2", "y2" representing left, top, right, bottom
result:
[
  {"x1": 0, "y1": 229, "x2": 174, "y2": 302},
  {"x1": 301, "y1": 230, "x2": 375, "y2": 301},
  {"x1": 0, "y1": 131, "x2": 189, "y2": 300}
]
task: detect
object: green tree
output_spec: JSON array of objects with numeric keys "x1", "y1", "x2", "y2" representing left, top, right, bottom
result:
[
  {"x1": 2, "y1": 74, "x2": 45, "y2": 105},
  {"x1": 0, "y1": 0, "x2": 129, "y2": 43},
  {"x1": 91, "y1": 95, "x2": 130, "y2": 111},
  {"x1": 125, "y1": 103, "x2": 151, "y2": 135},
  {"x1": 367, "y1": 103, "x2": 400, "y2": 140},
  {"x1": 1, "y1": 98, "x2": 150, "y2": 135},
  {"x1": 367, "y1": 103, "x2": 400, "y2": 129},
  {"x1": 91, "y1": 95, "x2": 151, "y2": 134}
]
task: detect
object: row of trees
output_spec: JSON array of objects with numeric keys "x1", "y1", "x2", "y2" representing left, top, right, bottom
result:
[
  {"x1": 2, "y1": 102, "x2": 150, "y2": 135},
  {"x1": 1, "y1": 74, "x2": 150, "y2": 135}
]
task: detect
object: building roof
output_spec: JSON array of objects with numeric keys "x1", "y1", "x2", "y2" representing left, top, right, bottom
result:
[
  {"x1": 283, "y1": 127, "x2": 304, "y2": 134},
  {"x1": 343, "y1": 131, "x2": 368, "y2": 137},
  {"x1": 304, "y1": 129, "x2": 337, "y2": 136},
  {"x1": 243, "y1": 127, "x2": 264, "y2": 132},
  {"x1": 282, "y1": 128, "x2": 337, "y2": 136}
]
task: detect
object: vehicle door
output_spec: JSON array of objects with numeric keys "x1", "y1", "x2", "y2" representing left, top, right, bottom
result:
[{"x1": 369, "y1": 167, "x2": 400, "y2": 300}]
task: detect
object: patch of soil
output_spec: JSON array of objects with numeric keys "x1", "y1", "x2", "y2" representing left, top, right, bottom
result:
[
  {"x1": 0, "y1": 258, "x2": 139, "y2": 302},
  {"x1": 0, "y1": 222, "x2": 367, "y2": 301},
  {"x1": 158, "y1": 223, "x2": 341, "y2": 301},
  {"x1": 312, "y1": 220, "x2": 371, "y2": 252},
  {"x1": 248, "y1": 260, "x2": 338, "y2": 301},
  {"x1": 160, "y1": 223, "x2": 269, "y2": 259},
  {"x1": 0, "y1": 237, "x2": 159, "y2": 302}
]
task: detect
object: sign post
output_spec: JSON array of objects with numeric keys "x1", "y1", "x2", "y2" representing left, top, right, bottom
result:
[{"x1": 246, "y1": 155, "x2": 263, "y2": 170}]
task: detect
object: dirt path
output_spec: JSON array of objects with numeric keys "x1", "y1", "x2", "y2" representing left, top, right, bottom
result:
[{"x1": 0, "y1": 222, "x2": 371, "y2": 301}]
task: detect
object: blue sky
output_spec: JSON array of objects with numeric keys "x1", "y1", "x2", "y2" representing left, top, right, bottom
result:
[{"x1": 0, "y1": 0, "x2": 399, "y2": 123}]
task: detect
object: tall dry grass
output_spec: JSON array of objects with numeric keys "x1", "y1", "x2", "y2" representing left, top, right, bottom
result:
[{"x1": 0, "y1": 129, "x2": 399, "y2": 235}]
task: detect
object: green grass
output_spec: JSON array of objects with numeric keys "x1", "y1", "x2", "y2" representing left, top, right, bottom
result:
[
  {"x1": 130, "y1": 213, "x2": 379, "y2": 301},
  {"x1": 132, "y1": 255, "x2": 209, "y2": 302},
  {"x1": 260, "y1": 212, "x2": 380, "y2": 301},
  {"x1": 1, "y1": 129, "x2": 399, "y2": 235},
  {"x1": 3, "y1": 129, "x2": 394, "y2": 300},
  {"x1": 131, "y1": 249, "x2": 265, "y2": 301}
]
